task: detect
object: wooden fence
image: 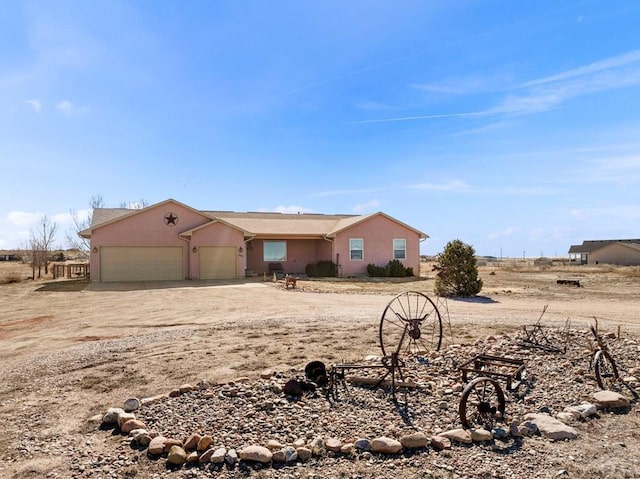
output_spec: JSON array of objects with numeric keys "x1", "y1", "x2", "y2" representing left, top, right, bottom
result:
[{"x1": 52, "y1": 263, "x2": 90, "y2": 279}]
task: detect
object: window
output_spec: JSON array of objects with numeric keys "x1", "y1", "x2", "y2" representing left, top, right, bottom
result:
[
  {"x1": 393, "y1": 239, "x2": 406, "y2": 260},
  {"x1": 349, "y1": 238, "x2": 364, "y2": 260},
  {"x1": 263, "y1": 241, "x2": 287, "y2": 261}
]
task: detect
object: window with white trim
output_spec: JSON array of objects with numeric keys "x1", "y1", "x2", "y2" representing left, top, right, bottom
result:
[
  {"x1": 393, "y1": 238, "x2": 406, "y2": 260},
  {"x1": 349, "y1": 238, "x2": 364, "y2": 260},
  {"x1": 263, "y1": 241, "x2": 287, "y2": 261}
]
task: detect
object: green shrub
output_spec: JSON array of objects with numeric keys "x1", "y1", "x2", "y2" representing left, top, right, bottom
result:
[
  {"x1": 434, "y1": 239, "x2": 482, "y2": 297},
  {"x1": 387, "y1": 259, "x2": 407, "y2": 277},
  {"x1": 305, "y1": 260, "x2": 337, "y2": 277},
  {"x1": 367, "y1": 260, "x2": 414, "y2": 278},
  {"x1": 367, "y1": 263, "x2": 388, "y2": 277}
]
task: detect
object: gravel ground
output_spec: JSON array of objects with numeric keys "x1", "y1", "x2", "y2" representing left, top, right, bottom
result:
[
  {"x1": 2, "y1": 266, "x2": 640, "y2": 479},
  {"x1": 68, "y1": 329, "x2": 640, "y2": 479}
]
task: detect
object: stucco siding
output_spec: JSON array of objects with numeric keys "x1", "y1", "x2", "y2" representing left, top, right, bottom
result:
[
  {"x1": 190, "y1": 222, "x2": 245, "y2": 279},
  {"x1": 589, "y1": 243, "x2": 640, "y2": 266},
  {"x1": 246, "y1": 239, "x2": 331, "y2": 275},
  {"x1": 85, "y1": 199, "x2": 427, "y2": 282},
  {"x1": 334, "y1": 215, "x2": 421, "y2": 276},
  {"x1": 90, "y1": 202, "x2": 209, "y2": 280}
]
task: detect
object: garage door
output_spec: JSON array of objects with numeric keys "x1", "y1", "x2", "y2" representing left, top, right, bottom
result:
[
  {"x1": 100, "y1": 246, "x2": 183, "y2": 281},
  {"x1": 199, "y1": 246, "x2": 237, "y2": 280}
]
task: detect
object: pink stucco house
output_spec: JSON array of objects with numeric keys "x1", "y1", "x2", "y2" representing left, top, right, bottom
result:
[{"x1": 80, "y1": 198, "x2": 428, "y2": 282}]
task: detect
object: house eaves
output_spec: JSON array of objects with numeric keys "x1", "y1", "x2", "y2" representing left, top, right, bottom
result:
[
  {"x1": 179, "y1": 218, "x2": 251, "y2": 237},
  {"x1": 210, "y1": 213, "x2": 353, "y2": 238}
]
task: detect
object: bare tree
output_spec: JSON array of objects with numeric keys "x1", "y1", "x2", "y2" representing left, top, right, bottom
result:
[
  {"x1": 119, "y1": 198, "x2": 149, "y2": 209},
  {"x1": 29, "y1": 215, "x2": 58, "y2": 278},
  {"x1": 67, "y1": 194, "x2": 104, "y2": 250}
]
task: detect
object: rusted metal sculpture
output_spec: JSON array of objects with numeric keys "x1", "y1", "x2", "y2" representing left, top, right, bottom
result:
[
  {"x1": 590, "y1": 321, "x2": 620, "y2": 390},
  {"x1": 459, "y1": 377, "x2": 506, "y2": 429},
  {"x1": 379, "y1": 291, "x2": 443, "y2": 358},
  {"x1": 458, "y1": 354, "x2": 525, "y2": 429},
  {"x1": 519, "y1": 305, "x2": 570, "y2": 353},
  {"x1": 321, "y1": 291, "x2": 443, "y2": 405}
]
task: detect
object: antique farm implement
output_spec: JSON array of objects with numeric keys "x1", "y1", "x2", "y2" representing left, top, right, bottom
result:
[
  {"x1": 518, "y1": 305, "x2": 570, "y2": 354},
  {"x1": 589, "y1": 320, "x2": 620, "y2": 390},
  {"x1": 320, "y1": 291, "x2": 444, "y2": 404},
  {"x1": 457, "y1": 354, "x2": 526, "y2": 429}
]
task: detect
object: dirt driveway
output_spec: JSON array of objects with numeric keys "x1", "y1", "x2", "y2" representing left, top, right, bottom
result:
[{"x1": 1, "y1": 265, "x2": 639, "y2": 477}]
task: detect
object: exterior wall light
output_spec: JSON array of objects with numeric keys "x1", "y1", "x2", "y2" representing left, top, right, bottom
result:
[{"x1": 192, "y1": 246, "x2": 197, "y2": 253}]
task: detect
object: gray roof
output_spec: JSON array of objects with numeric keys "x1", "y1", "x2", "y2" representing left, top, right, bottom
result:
[{"x1": 90, "y1": 208, "x2": 133, "y2": 226}]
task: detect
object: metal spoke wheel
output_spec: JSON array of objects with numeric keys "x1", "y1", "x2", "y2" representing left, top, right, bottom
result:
[
  {"x1": 594, "y1": 349, "x2": 619, "y2": 390},
  {"x1": 459, "y1": 377, "x2": 506, "y2": 430},
  {"x1": 379, "y1": 291, "x2": 443, "y2": 358}
]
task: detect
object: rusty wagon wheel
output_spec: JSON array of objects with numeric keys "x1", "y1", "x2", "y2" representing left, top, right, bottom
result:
[
  {"x1": 459, "y1": 377, "x2": 506, "y2": 429},
  {"x1": 594, "y1": 349, "x2": 619, "y2": 390},
  {"x1": 379, "y1": 291, "x2": 442, "y2": 358}
]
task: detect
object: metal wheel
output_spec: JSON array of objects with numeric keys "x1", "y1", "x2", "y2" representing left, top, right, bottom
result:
[
  {"x1": 594, "y1": 349, "x2": 619, "y2": 390},
  {"x1": 379, "y1": 291, "x2": 442, "y2": 358},
  {"x1": 459, "y1": 377, "x2": 506, "y2": 430}
]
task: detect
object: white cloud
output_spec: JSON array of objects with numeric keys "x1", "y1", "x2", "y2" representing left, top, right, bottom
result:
[
  {"x1": 312, "y1": 187, "x2": 388, "y2": 197},
  {"x1": 570, "y1": 206, "x2": 640, "y2": 221},
  {"x1": 409, "y1": 180, "x2": 470, "y2": 192},
  {"x1": 56, "y1": 100, "x2": 74, "y2": 115},
  {"x1": 521, "y1": 49, "x2": 640, "y2": 88},
  {"x1": 352, "y1": 199, "x2": 381, "y2": 213},
  {"x1": 273, "y1": 205, "x2": 313, "y2": 214},
  {"x1": 411, "y1": 72, "x2": 512, "y2": 95},
  {"x1": 355, "y1": 50, "x2": 640, "y2": 124},
  {"x1": 355, "y1": 101, "x2": 397, "y2": 111},
  {"x1": 6, "y1": 211, "x2": 43, "y2": 227},
  {"x1": 52, "y1": 212, "x2": 76, "y2": 227},
  {"x1": 26, "y1": 99, "x2": 42, "y2": 114},
  {"x1": 488, "y1": 227, "x2": 519, "y2": 240}
]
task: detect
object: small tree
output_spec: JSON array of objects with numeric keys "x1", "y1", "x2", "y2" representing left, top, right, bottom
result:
[
  {"x1": 29, "y1": 215, "x2": 58, "y2": 278},
  {"x1": 434, "y1": 239, "x2": 482, "y2": 297},
  {"x1": 67, "y1": 194, "x2": 104, "y2": 251}
]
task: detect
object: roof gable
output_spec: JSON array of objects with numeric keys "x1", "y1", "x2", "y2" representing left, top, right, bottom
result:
[
  {"x1": 80, "y1": 198, "x2": 214, "y2": 238},
  {"x1": 327, "y1": 212, "x2": 428, "y2": 239}
]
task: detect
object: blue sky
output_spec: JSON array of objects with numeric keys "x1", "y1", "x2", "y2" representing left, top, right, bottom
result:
[{"x1": 1, "y1": 1, "x2": 640, "y2": 257}]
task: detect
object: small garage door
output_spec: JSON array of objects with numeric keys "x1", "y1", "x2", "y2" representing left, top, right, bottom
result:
[
  {"x1": 100, "y1": 246, "x2": 183, "y2": 281},
  {"x1": 199, "y1": 246, "x2": 237, "y2": 280}
]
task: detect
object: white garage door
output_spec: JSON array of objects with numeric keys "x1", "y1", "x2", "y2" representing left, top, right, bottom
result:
[
  {"x1": 199, "y1": 246, "x2": 237, "y2": 280},
  {"x1": 100, "y1": 246, "x2": 183, "y2": 281}
]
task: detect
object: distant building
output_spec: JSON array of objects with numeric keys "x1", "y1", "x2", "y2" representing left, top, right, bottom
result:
[
  {"x1": 0, "y1": 250, "x2": 21, "y2": 261},
  {"x1": 568, "y1": 239, "x2": 640, "y2": 266}
]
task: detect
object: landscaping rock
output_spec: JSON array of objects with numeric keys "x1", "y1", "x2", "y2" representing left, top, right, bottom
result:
[
  {"x1": 440, "y1": 428, "x2": 472, "y2": 444},
  {"x1": 400, "y1": 432, "x2": 428, "y2": 449},
  {"x1": 430, "y1": 435, "x2": 452, "y2": 451},
  {"x1": 592, "y1": 390, "x2": 631, "y2": 409},
  {"x1": 238, "y1": 445, "x2": 272, "y2": 463},
  {"x1": 522, "y1": 413, "x2": 578, "y2": 441},
  {"x1": 167, "y1": 445, "x2": 187, "y2": 466},
  {"x1": 371, "y1": 436, "x2": 403, "y2": 454},
  {"x1": 147, "y1": 436, "x2": 166, "y2": 455}
]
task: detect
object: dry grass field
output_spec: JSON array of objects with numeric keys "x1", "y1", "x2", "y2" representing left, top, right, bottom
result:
[{"x1": 1, "y1": 260, "x2": 639, "y2": 478}]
